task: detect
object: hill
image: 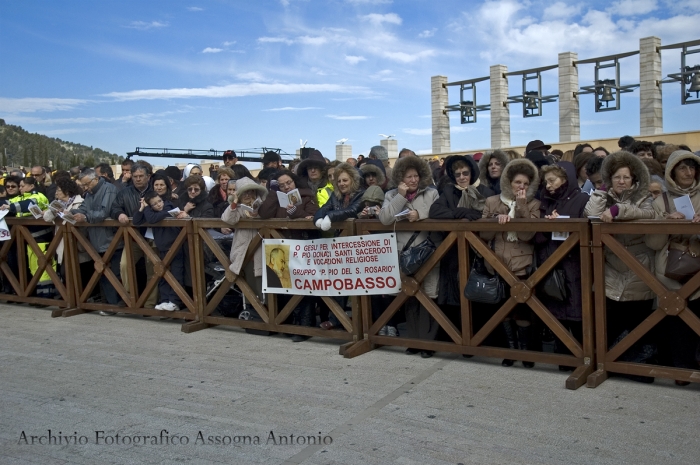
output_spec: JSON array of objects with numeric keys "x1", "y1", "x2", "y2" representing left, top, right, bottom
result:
[{"x1": 0, "y1": 119, "x2": 124, "y2": 170}]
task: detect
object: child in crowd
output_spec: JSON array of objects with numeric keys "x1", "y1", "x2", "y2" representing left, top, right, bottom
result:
[
  {"x1": 357, "y1": 185, "x2": 385, "y2": 219},
  {"x1": 133, "y1": 191, "x2": 184, "y2": 312}
]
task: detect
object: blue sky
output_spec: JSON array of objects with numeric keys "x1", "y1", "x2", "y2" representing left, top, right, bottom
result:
[{"x1": 1, "y1": 0, "x2": 699, "y2": 168}]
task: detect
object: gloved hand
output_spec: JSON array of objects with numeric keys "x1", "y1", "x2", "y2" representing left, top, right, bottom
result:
[
  {"x1": 315, "y1": 218, "x2": 323, "y2": 229},
  {"x1": 320, "y1": 215, "x2": 332, "y2": 231}
]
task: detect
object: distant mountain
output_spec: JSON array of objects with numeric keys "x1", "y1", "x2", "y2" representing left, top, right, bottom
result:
[{"x1": 0, "y1": 119, "x2": 124, "y2": 170}]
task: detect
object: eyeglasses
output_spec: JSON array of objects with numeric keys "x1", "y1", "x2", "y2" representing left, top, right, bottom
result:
[
  {"x1": 278, "y1": 180, "x2": 294, "y2": 188},
  {"x1": 187, "y1": 187, "x2": 201, "y2": 193},
  {"x1": 80, "y1": 179, "x2": 95, "y2": 189},
  {"x1": 5, "y1": 184, "x2": 18, "y2": 189},
  {"x1": 453, "y1": 170, "x2": 470, "y2": 179}
]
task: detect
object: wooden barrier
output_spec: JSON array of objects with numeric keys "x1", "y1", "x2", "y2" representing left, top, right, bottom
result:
[
  {"x1": 59, "y1": 219, "x2": 198, "y2": 321},
  {"x1": 182, "y1": 219, "x2": 363, "y2": 351},
  {"x1": 588, "y1": 221, "x2": 700, "y2": 387},
  {"x1": 351, "y1": 218, "x2": 595, "y2": 389},
  {"x1": 0, "y1": 218, "x2": 76, "y2": 316}
]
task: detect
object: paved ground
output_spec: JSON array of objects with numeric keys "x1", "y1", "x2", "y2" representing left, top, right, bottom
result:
[{"x1": 1, "y1": 304, "x2": 699, "y2": 465}]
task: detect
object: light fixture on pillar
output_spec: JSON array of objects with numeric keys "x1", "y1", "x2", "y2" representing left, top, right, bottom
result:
[
  {"x1": 443, "y1": 76, "x2": 491, "y2": 124},
  {"x1": 577, "y1": 54, "x2": 639, "y2": 112},
  {"x1": 660, "y1": 40, "x2": 700, "y2": 105},
  {"x1": 506, "y1": 67, "x2": 558, "y2": 118}
]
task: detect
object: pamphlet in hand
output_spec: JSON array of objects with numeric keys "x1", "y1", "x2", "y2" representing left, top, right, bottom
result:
[
  {"x1": 168, "y1": 207, "x2": 181, "y2": 218},
  {"x1": 59, "y1": 211, "x2": 77, "y2": 225},
  {"x1": 28, "y1": 204, "x2": 44, "y2": 219},
  {"x1": 673, "y1": 194, "x2": 696, "y2": 220},
  {"x1": 277, "y1": 189, "x2": 302, "y2": 208},
  {"x1": 551, "y1": 215, "x2": 570, "y2": 241},
  {"x1": 49, "y1": 200, "x2": 65, "y2": 213},
  {"x1": 394, "y1": 208, "x2": 411, "y2": 221}
]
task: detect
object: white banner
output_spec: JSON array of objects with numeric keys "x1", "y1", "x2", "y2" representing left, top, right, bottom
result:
[{"x1": 262, "y1": 233, "x2": 400, "y2": 296}]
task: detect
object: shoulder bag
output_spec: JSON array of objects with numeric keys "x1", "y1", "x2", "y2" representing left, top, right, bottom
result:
[
  {"x1": 463, "y1": 255, "x2": 505, "y2": 304},
  {"x1": 399, "y1": 231, "x2": 436, "y2": 276},
  {"x1": 662, "y1": 193, "x2": 700, "y2": 283}
]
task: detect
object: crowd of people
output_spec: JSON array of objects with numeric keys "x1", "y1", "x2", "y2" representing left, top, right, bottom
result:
[{"x1": 1, "y1": 136, "x2": 699, "y2": 384}]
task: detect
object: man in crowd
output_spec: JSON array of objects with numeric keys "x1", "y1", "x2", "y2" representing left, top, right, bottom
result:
[
  {"x1": 223, "y1": 150, "x2": 237, "y2": 167},
  {"x1": 72, "y1": 168, "x2": 123, "y2": 313},
  {"x1": 262, "y1": 150, "x2": 283, "y2": 170},
  {"x1": 95, "y1": 163, "x2": 118, "y2": 187},
  {"x1": 115, "y1": 159, "x2": 133, "y2": 190},
  {"x1": 110, "y1": 162, "x2": 158, "y2": 308},
  {"x1": 30, "y1": 165, "x2": 56, "y2": 200}
]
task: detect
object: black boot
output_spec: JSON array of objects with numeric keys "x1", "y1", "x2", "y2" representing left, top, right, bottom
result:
[
  {"x1": 517, "y1": 325, "x2": 535, "y2": 368},
  {"x1": 292, "y1": 301, "x2": 314, "y2": 342},
  {"x1": 502, "y1": 320, "x2": 516, "y2": 367}
]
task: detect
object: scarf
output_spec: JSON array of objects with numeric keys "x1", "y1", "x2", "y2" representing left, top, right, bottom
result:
[
  {"x1": 500, "y1": 194, "x2": 519, "y2": 242},
  {"x1": 405, "y1": 190, "x2": 418, "y2": 202},
  {"x1": 456, "y1": 184, "x2": 485, "y2": 211}
]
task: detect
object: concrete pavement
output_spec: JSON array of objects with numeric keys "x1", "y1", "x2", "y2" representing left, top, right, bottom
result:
[{"x1": 1, "y1": 304, "x2": 699, "y2": 464}]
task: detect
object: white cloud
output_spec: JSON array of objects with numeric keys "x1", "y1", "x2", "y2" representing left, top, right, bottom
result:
[
  {"x1": 124, "y1": 20, "x2": 168, "y2": 30},
  {"x1": 403, "y1": 128, "x2": 431, "y2": 136},
  {"x1": 608, "y1": 0, "x2": 657, "y2": 16},
  {"x1": 102, "y1": 83, "x2": 369, "y2": 101},
  {"x1": 0, "y1": 97, "x2": 89, "y2": 113},
  {"x1": 223, "y1": 41, "x2": 236, "y2": 46},
  {"x1": 382, "y1": 49, "x2": 435, "y2": 63},
  {"x1": 9, "y1": 110, "x2": 184, "y2": 126},
  {"x1": 187, "y1": 7, "x2": 203, "y2": 12},
  {"x1": 202, "y1": 47, "x2": 223, "y2": 53},
  {"x1": 263, "y1": 107, "x2": 322, "y2": 111},
  {"x1": 326, "y1": 114, "x2": 369, "y2": 120},
  {"x1": 360, "y1": 13, "x2": 402, "y2": 25},
  {"x1": 236, "y1": 72, "x2": 268, "y2": 82},
  {"x1": 258, "y1": 36, "x2": 294, "y2": 45},
  {"x1": 346, "y1": 0, "x2": 392, "y2": 4},
  {"x1": 543, "y1": 2, "x2": 581, "y2": 19},
  {"x1": 345, "y1": 55, "x2": 366, "y2": 65},
  {"x1": 298, "y1": 36, "x2": 327, "y2": 45},
  {"x1": 418, "y1": 29, "x2": 436, "y2": 38}
]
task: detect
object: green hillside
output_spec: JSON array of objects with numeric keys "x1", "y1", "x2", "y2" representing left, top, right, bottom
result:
[{"x1": 0, "y1": 119, "x2": 124, "y2": 170}]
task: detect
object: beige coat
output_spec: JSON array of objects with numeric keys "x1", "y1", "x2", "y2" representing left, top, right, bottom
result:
[
  {"x1": 646, "y1": 150, "x2": 700, "y2": 301},
  {"x1": 379, "y1": 156, "x2": 441, "y2": 298},
  {"x1": 584, "y1": 151, "x2": 656, "y2": 301},
  {"x1": 480, "y1": 158, "x2": 541, "y2": 277}
]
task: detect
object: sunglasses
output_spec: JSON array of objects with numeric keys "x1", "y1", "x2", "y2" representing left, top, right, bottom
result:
[
  {"x1": 187, "y1": 187, "x2": 201, "y2": 193},
  {"x1": 5, "y1": 184, "x2": 18, "y2": 189}
]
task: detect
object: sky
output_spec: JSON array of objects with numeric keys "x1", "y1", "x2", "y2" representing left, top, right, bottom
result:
[{"x1": 1, "y1": 0, "x2": 699, "y2": 169}]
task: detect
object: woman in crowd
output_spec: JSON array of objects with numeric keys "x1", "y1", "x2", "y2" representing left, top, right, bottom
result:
[
  {"x1": 297, "y1": 150, "x2": 333, "y2": 208},
  {"x1": 535, "y1": 161, "x2": 589, "y2": 370},
  {"x1": 584, "y1": 151, "x2": 656, "y2": 377},
  {"x1": 430, "y1": 155, "x2": 494, "y2": 309},
  {"x1": 258, "y1": 170, "x2": 319, "y2": 341},
  {"x1": 646, "y1": 150, "x2": 700, "y2": 384},
  {"x1": 359, "y1": 159, "x2": 387, "y2": 190},
  {"x1": 478, "y1": 150, "x2": 510, "y2": 196},
  {"x1": 208, "y1": 167, "x2": 235, "y2": 217},
  {"x1": 151, "y1": 172, "x2": 174, "y2": 201},
  {"x1": 313, "y1": 163, "x2": 365, "y2": 332},
  {"x1": 43, "y1": 176, "x2": 92, "y2": 290},
  {"x1": 378, "y1": 156, "x2": 441, "y2": 358},
  {"x1": 176, "y1": 176, "x2": 214, "y2": 219},
  {"x1": 481, "y1": 158, "x2": 541, "y2": 367},
  {"x1": 574, "y1": 152, "x2": 594, "y2": 188}
]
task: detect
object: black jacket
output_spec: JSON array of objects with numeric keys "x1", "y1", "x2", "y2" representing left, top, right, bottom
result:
[
  {"x1": 179, "y1": 191, "x2": 215, "y2": 218},
  {"x1": 313, "y1": 188, "x2": 365, "y2": 224},
  {"x1": 429, "y1": 184, "x2": 494, "y2": 220},
  {"x1": 133, "y1": 200, "x2": 180, "y2": 250},
  {"x1": 111, "y1": 183, "x2": 153, "y2": 235}
]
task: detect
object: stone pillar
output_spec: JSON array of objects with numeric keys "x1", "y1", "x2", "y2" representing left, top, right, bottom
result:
[
  {"x1": 558, "y1": 52, "x2": 580, "y2": 142},
  {"x1": 431, "y1": 75, "x2": 450, "y2": 155},
  {"x1": 640, "y1": 36, "x2": 663, "y2": 135},
  {"x1": 380, "y1": 138, "x2": 398, "y2": 161},
  {"x1": 490, "y1": 65, "x2": 510, "y2": 149},
  {"x1": 335, "y1": 144, "x2": 352, "y2": 162}
]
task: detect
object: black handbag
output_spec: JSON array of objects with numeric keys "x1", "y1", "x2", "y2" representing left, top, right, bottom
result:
[
  {"x1": 536, "y1": 253, "x2": 568, "y2": 302},
  {"x1": 662, "y1": 193, "x2": 700, "y2": 283},
  {"x1": 463, "y1": 256, "x2": 505, "y2": 304},
  {"x1": 399, "y1": 231, "x2": 436, "y2": 275}
]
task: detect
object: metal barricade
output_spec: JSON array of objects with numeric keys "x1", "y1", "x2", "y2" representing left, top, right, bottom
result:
[{"x1": 351, "y1": 218, "x2": 595, "y2": 389}]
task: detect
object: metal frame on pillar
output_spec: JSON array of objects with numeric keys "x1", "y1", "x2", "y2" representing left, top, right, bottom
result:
[
  {"x1": 660, "y1": 39, "x2": 700, "y2": 105},
  {"x1": 505, "y1": 65, "x2": 559, "y2": 118},
  {"x1": 443, "y1": 76, "x2": 491, "y2": 124},
  {"x1": 575, "y1": 51, "x2": 640, "y2": 112}
]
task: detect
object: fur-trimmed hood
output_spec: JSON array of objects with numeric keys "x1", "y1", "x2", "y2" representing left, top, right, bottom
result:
[
  {"x1": 500, "y1": 158, "x2": 540, "y2": 201},
  {"x1": 664, "y1": 150, "x2": 700, "y2": 197},
  {"x1": 478, "y1": 150, "x2": 510, "y2": 185},
  {"x1": 445, "y1": 155, "x2": 480, "y2": 185},
  {"x1": 391, "y1": 156, "x2": 433, "y2": 191},
  {"x1": 332, "y1": 162, "x2": 362, "y2": 199},
  {"x1": 360, "y1": 159, "x2": 386, "y2": 186},
  {"x1": 601, "y1": 150, "x2": 650, "y2": 203}
]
